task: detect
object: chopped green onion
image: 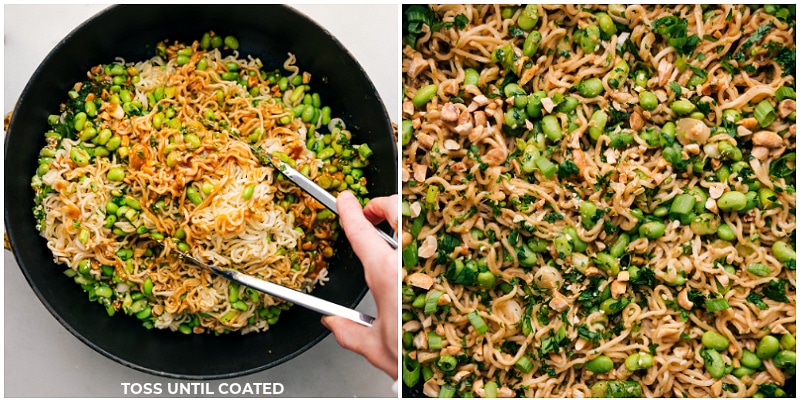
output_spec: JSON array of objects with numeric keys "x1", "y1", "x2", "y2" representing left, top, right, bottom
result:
[
  {"x1": 515, "y1": 355, "x2": 534, "y2": 373},
  {"x1": 670, "y1": 193, "x2": 696, "y2": 215},
  {"x1": 438, "y1": 385, "x2": 456, "y2": 398},
  {"x1": 467, "y1": 310, "x2": 489, "y2": 334},
  {"x1": 424, "y1": 290, "x2": 444, "y2": 314},
  {"x1": 436, "y1": 354, "x2": 458, "y2": 372},
  {"x1": 427, "y1": 332, "x2": 443, "y2": 350},
  {"x1": 403, "y1": 354, "x2": 421, "y2": 388},
  {"x1": 705, "y1": 298, "x2": 730, "y2": 312},
  {"x1": 426, "y1": 185, "x2": 439, "y2": 205},
  {"x1": 776, "y1": 86, "x2": 796, "y2": 102},
  {"x1": 536, "y1": 157, "x2": 558, "y2": 179},
  {"x1": 746, "y1": 263, "x2": 772, "y2": 277},
  {"x1": 754, "y1": 100, "x2": 777, "y2": 128}
]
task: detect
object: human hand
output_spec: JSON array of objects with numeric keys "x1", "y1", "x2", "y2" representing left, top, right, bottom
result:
[{"x1": 321, "y1": 190, "x2": 398, "y2": 380}]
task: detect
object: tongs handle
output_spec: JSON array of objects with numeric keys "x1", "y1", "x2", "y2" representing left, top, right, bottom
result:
[
  {"x1": 229, "y1": 269, "x2": 375, "y2": 327},
  {"x1": 273, "y1": 158, "x2": 398, "y2": 250},
  {"x1": 170, "y1": 246, "x2": 375, "y2": 327}
]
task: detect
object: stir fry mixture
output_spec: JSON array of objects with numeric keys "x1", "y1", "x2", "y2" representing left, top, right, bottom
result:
[
  {"x1": 31, "y1": 32, "x2": 374, "y2": 334},
  {"x1": 402, "y1": 4, "x2": 795, "y2": 397}
]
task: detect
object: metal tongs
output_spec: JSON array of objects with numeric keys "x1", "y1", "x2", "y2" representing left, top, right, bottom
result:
[
  {"x1": 153, "y1": 241, "x2": 375, "y2": 327},
  {"x1": 245, "y1": 142, "x2": 398, "y2": 249}
]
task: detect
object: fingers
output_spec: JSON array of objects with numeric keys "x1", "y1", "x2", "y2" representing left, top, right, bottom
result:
[
  {"x1": 363, "y1": 194, "x2": 399, "y2": 232},
  {"x1": 336, "y1": 191, "x2": 391, "y2": 267},
  {"x1": 321, "y1": 316, "x2": 398, "y2": 380}
]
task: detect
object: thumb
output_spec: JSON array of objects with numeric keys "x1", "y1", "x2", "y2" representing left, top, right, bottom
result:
[
  {"x1": 336, "y1": 191, "x2": 390, "y2": 267},
  {"x1": 321, "y1": 316, "x2": 398, "y2": 380}
]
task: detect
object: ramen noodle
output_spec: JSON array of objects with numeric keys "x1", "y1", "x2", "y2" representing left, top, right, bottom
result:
[
  {"x1": 401, "y1": 4, "x2": 795, "y2": 397},
  {"x1": 32, "y1": 31, "x2": 374, "y2": 334}
]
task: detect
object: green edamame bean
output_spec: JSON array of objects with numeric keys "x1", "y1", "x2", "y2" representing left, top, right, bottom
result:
[
  {"x1": 717, "y1": 191, "x2": 747, "y2": 211},
  {"x1": 576, "y1": 77, "x2": 604, "y2": 97},
  {"x1": 741, "y1": 349, "x2": 762, "y2": 369},
  {"x1": 580, "y1": 201, "x2": 599, "y2": 228},
  {"x1": 596, "y1": 12, "x2": 616, "y2": 36},
  {"x1": 242, "y1": 184, "x2": 255, "y2": 200},
  {"x1": 95, "y1": 285, "x2": 113, "y2": 299},
  {"x1": 757, "y1": 335, "x2": 781, "y2": 359},
  {"x1": 585, "y1": 355, "x2": 614, "y2": 373},
  {"x1": 639, "y1": 220, "x2": 666, "y2": 239},
  {"x1": 70, "y1": 147, "x2": 91, "y2": 167},
  {"x1": 184, "y1": 133, "x2": 201, "y2": 150},
  {"x1": 773, "y1": 350, "x2": 796, "y2": 371},
  {"x1": 517, "y1": 5, "x2": 539, "y2": 31},
  {"x1": 690, "y1": 213, "x2": 720, "y2": 236},
  {"x1": 464, "y1": 68, "x2": 480, "y2": 87},
  {"x1": 412, "y1": 84, "x2": 439, "y2": 108},
  {"x1": 722, "y1": 109, "x2": 741, "y2": 124},
  {"x1": 732, "y1": 367, "x2": 756, "y2": 378},
  {"x1": 106, "y1": 135, "x2": 122, "y2": 151},
  {"x1": 670, "y1": 100, "x2": 696, "y2": 115},
  {"x1": 186, "y1": 187, "x2": 203, "y2": 205},
  {"x1": 772, "y1": 241, "x2": 796, "y2": 262},
  {"x1": 477, "y1": 270, "x2": 496, "y2": 291},
  {"x1": 588, "y1": 109, "x2": 608, "y2": 141},
  {"x1": 542, "y1": 115, "x2": 563, "y2": 141},
  {"x1": 702, "y1": 331, "x2": 730, "y2": 351},
  {"x1": 609, "y1": 233, "x2": 630, "y2": 258},
  {"x1": 523, "y1": 31, "x2": 542, "y2": 57},
  {"x1": 780, "y1": 334, "x2": 796, "y2": 351},
  {"x1": 224, "y1": 36, "x2": 239, "y2": 50},
  {"x1": 702, "y1": 348, "x2": 725, "y2": 379},
  {"x1": 717, "y1": 224, "x2": 735, "y2": 241},
  {"x1": 564, "y1": 226, "x2": 587, "y2": 253},
  {"x1": 579, "y1": 25, "x2": 600, "y2": 54},
  {"x1": 624, "y1": 352, "x2": 654, "y2": 371},
  {"x1": 639, "y1": 91, "x2": 658, "y2": 110}
]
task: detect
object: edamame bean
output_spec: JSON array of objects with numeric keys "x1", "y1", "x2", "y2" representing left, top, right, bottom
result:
[
  {"x1": 224, "y1": 36, "x2": 239, "y2": 50},
  {"x1": 579, "y1": 25, "x2": 600, "y2": 54},
  {"x1": 780, "y1": 334, "x2": 796, "y2": 351},
  {"x1": 624, "y1": 352, "x2": 654, "y2": 371},
  {"x1": 773, "y1": 350, "x2": 796, "y2": 371},
  {"x1": 464, "y1": 68, "x2": 480, "y2": 87},
  {"x1": 106, "y1": 135, "x2": 122, "y2": 151},
  {"x1": 732, "y1": 366, "x2": 756, "y2": 378},
  {"x1": 186, "y1": 187, "x2": 203, "y2": 205},
  {"x1": 702, "y1": 331, "x2": 730, "y2": 351},
  {"x1": 609, "y1": 233, "x2": 630, "y2": 257},
  {"x1": 639, "y1": 91, "x2": 658, "y2": 110},
  {"x1": 596, "y1": 12, "x2": 617, "y2": 36},
  {"x1": 242, "y1": 184, "x2": 255, "y2": 200},
  {"x1": 639, "y1": 220, "x2": 666, "y2": 239},
  {"x1": 166, "y1": 150, "x2": 181, "y2": 168},
  {"x1": 757, "y1": 335, "x2": 781, "y2": 359},
  {"x1": 95, "y1": 285, "x2": 113, "y2": 299},
  {"x1": 184, "y1": 133, "x2": 201, "y2": 150},
  {"x1": 717, "y1": 191, "x2": 747, "y2": 211},
  {"x1": 690, "y1": 213, "x2": 720, "y2": 236},
  {"x1": 523, "y1": 31, "x2": 542, "y2": 57},
  {"x1": 585, "y1": 355, "x2": 614, "y2": 373},
  {"x1": 717, "y1": 224, "x2": 735, "y2": 241},
  {"x1": 542, "y1": 115, "x2": 563, "y2": 141},
  {"x1": 702, "y1": 348, "x2": 725, "y2": 379},
  {"x1": 477, "y1": 270, "x2": 496, "y2": 291},
  {"x1": 412, "y1": 84, "x2": 438, "y2": 108},
  {"x1": 70, "y1": 147, "x2": 90, "y2": 167},
  {"x1": 670, "y1": 100, "x2": 696, "y2": 115},
  {"x1": 588, "y1": 109, "x2": 608, "y2": 141},
  {"x1": 517, "y1": 5, "x2": 539, "y2": 31},
  {"x1": 580, "y1": 201, "x2": 599, "y2": 228},
  {"x1": 772, "y1": 241, "x2": 796, "y2": 262},
  {"x1": 741, "y1": 349, "x2": 762, "y2": 369},
  {"x1": 576, "y1": 77, "x2": 604, "y2": 97}
]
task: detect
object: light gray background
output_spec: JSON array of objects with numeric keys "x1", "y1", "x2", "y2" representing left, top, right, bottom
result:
[{"x1": 3, "y1": 4, "x2": 398, "y2": 398}]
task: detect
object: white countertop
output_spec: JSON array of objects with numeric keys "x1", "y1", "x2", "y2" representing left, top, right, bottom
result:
[{"x1": 3, "y1": 4, "x2": 398, "y2": 398}]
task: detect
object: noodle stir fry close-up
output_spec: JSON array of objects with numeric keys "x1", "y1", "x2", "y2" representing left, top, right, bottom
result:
[
  {"x1": 32, "y1": 31, "x2": 374, "y2": 335},
  {"x1": 402, "y1": 4, "x2": 795, "y2": 398}
]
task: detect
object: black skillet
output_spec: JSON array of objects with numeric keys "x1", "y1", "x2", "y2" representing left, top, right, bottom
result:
[{"x1": 4, "y1": 4, "x2": 396, "y2": 379}]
